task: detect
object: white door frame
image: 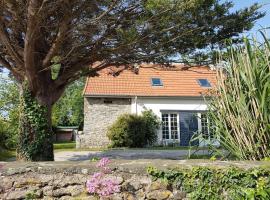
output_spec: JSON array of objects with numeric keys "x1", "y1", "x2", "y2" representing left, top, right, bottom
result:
[{"x1": 161, "y1": 112, "x2": 180, "y2": 142}]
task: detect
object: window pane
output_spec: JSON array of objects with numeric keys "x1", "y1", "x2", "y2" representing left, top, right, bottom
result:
[
  {"x1": 170, "y1": 114, "x2": 178, "y2": 140},
  {"x1": 152, "y1": 78, "x2": 163, "y2": 86},
  {"x1": 201, "y1": 113, "x2": 209, "y2": 139},
  {"x1": 162, "y1": 114, "x2": 169, "y2": 139},
  {"x1": 162, "y1": 113, "x2": 179, "y2": 140},
  {"x1": 198, "y1": 79, "x2": 211, "y2": 87}
]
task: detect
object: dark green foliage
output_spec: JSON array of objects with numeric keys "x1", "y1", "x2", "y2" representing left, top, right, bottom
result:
[
  {"x1": 107, "y1": 110, "x2": 160, "y2": 148},
  {"x1": 0, "y1": 149, "x2": 16, "y2": 161},
  {"x1": 107, "y1": 114, "x2": 144, "y2": 148},
  {"x1": 142, "y1": 110, "x2": 161, "y2": 145},
  {"x1": 140, "y1": 0, "x2": 265, "y2": 63},
  {"x1": 148, "y1": 166, "x2": 270, "y2": 200},
  {"x1": 0, "y1": 120, "x2": 9, "y2": 149},
  {"x1": 17, "y1": 86, "x2": 54, "y2": 161},
  {"x1": 52, "y1": 78, "x2": 84, "y2": 129},
  {"x1": 0, "y1": 75, "x2": 19, "y2": 149},
  {"x1": 0, "y1": 120, "x2": 17, "y2": 149},
  {"x1": 0, "y1": 75, "x2": 84, "y2": 150}
]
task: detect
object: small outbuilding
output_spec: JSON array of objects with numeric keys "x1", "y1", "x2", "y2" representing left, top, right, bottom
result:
[{"x1": 54, "y1": 126, "x2": 78, "y2": 142}]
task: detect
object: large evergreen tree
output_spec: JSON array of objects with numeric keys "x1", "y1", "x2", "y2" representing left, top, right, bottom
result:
[{"x1": 0, "y1": 0, "x2": 264, "y2": 161}]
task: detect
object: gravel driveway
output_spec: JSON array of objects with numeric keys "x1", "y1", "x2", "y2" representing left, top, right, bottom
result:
[{"x1": 54, "y1": 149, "x2": 210, "y2": 161}]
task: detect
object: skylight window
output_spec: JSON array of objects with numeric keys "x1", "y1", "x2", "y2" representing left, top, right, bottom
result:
[
  {"x1": 198, "y1": 79, "x2": 211, "y2": 87},
  {"x1": 151, "y1": 78, "x2": 163, "y2": 86}
]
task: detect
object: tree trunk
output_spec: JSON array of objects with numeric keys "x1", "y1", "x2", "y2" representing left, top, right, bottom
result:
[{"x1": 17, "y1": 85, "x2": 54, "y2": 161}]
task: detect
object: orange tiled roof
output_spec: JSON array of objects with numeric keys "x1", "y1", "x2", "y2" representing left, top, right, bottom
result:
[{"x1": 84, "y1": 63, "x2": 216, "y2": 97}]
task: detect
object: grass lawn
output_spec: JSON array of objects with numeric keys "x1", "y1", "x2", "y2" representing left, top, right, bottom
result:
[
  {"x1": 53, "y1": 141, "x2": 107, "y2": 152},
  {"x1": 0, "y1": 149, "x2": 16, "y2": 161},
  {"x1": 53, "y1": 141, "x2": 76, "y2": 150}
]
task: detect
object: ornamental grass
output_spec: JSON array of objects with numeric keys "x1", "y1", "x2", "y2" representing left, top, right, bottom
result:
[{"x1": 208, "y1": 34, "x2": 270, "y2": 160}]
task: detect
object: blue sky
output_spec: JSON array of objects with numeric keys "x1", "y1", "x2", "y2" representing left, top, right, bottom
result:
[{"x1": 230, "y1": 0, "x2": 270, "y2": 37}]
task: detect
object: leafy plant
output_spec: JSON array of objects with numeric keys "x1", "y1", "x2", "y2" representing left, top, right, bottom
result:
[
  {"x1": 25, "y1": 191, "x2": 38, "y2": 200},
  {"x1": 17, "y1": 85, "x2": 54, "y2": 161},
  {"x1": 208, "y1": 34, "x2": 270, "y2": 160},
  {"x1": 52, "y1": 78, "x2": 85, "y2": 129},
  {"x1": 147, "y1": 166, "x2": 270, "y2": 200},
  {"x1": 107, "y1": 110, "x2": 160, "y2": 148},
  {"x1": 0, "y1": 74, "x2": 84, "y2": 150},
  {"x1": 142, "y1": 110, "x2": 161, "y2": 145},
  {"x1": 0, "y1": 74, "x2": 20, "y2": 149},
  {"x1": 90, "y1": 157, "x2": 101, "y2": 162}
]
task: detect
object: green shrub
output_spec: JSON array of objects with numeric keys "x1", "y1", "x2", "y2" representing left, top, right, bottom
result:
[
  {"x1": 148, "y1": 166, "x2": 270, "y2": 200},
  {"x1": 107, "y1": 110, "x2": 160, "y2": 147},
  {"x1": 0, "y1": 119, "x2": 17, "y2": 149}
]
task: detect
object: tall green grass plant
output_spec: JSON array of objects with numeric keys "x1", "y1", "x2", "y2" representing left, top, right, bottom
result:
[{"x1": 208, "y1": 34, "x2": 270, "y2": 160}]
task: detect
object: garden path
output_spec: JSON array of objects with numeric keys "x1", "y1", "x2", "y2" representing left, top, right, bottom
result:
[{"x1": 54, "y1": 149, "x2": 210, "y2": 161}]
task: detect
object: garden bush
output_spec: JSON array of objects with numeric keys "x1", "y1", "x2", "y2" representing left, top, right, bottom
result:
[
  {"x1": 148, "y1": 166, "x2": 270, "y2": 200},
  {"x1": 107, "y1": 110, "x2": 160, "y2": 148},
  {"x1": 0, "y1": 120, "x2": 17, "y2": 149}
]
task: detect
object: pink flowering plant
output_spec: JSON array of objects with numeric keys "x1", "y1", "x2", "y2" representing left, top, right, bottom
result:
[{"x1": 86, "y1": 157, "x2": 120, "y2": 197}]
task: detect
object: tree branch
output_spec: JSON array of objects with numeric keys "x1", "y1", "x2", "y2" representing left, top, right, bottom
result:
[
  {"x1": 89, "y1": 0, "x2": 118, "y2": 23},
  {"x1": 0, "y1": 20, "x2": 24, "y2": 67},
  {"x1": 23, "y1": 0, "x2": 43, "y2": 92},
  {"x1": 54, "y1": 60, "x2": 116, "y2": 88},
  {"x1": 0, "y1": 55, "x2": 12, "y2": 69},
  {"x1": 0, "y1": 55, "x2": 23, "y2": 81},
  {"x1": 42, "y1": 2, "x2": 72, "y2": 68}
]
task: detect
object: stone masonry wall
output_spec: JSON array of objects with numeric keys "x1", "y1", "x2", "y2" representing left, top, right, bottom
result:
[
  {"x1": 0, "y1": 160, "x2": 269, "y2": 200},
  {"x1": 78, "y1": 97, "x2": 131, "y2": 148}
]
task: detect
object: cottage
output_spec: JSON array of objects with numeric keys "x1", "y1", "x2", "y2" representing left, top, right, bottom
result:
[{"x1": 78, "y1": 63, "x2": 217, "y2": 148}]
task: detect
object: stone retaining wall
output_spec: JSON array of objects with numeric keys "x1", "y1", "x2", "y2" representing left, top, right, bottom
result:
[{"x1": 0, "y1": 160, "x2": 269, "y2": 200}]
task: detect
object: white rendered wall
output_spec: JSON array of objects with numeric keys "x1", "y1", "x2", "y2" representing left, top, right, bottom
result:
[
  {"x1": 131, "y1": 97, "x2": 209, "y2": 146},
  {"x1": 131, "y1": 97, "x2": 207, "y2": 116}
]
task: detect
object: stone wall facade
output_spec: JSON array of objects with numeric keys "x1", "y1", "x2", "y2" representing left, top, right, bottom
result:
[
  {"x1": 0, "y1": 161, "x2": 179, "y2": 200},
  {"x1": 1, "y1": 160, "x2": 268, "y2": 200},
  {"x1": 78, "y1": 97, "x2": 131, "y2": 148}
]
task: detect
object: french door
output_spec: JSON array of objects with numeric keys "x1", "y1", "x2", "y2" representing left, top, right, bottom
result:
[
  {"x1": 161, "y1": 113, "x2": 180, "y2": 141},
  {"x1": 161, "y1": 112, "x2": 212, "y2": 146}
]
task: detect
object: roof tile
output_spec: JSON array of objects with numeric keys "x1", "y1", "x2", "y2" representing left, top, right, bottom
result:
[{"x1": 84, "y1": 63, "x2": 216, "y2": 97}]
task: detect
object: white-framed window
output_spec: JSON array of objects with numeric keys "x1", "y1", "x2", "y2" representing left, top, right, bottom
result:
[
  {"x1": 161, "y1": 113, "x2": 179, "y2": 140},
  {"x1": 199, "y1": 113, "x2": 213, "y2": 140}
]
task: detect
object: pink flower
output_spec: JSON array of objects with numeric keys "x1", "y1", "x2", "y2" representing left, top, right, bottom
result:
[
  {"x1": 96, "y1": 157, "x2": 110, "y2": 168},
  {"x1": 86, "y1": 176, "x2": 120, "y2": 196},
  {"x1": 92, "y1": 172, "x2": 102, "y2": 178},
  {"x1": 86, "y1": 158, "x2": 120, "y2": 197}
]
